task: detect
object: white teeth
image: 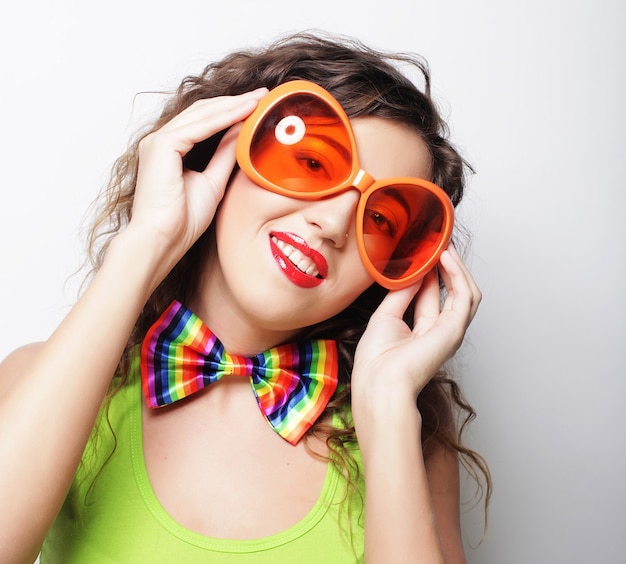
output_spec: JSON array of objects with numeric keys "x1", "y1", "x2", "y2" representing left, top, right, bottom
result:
[
  {"x1": 290, "y1": 249, "x2": 303, "y2": 264},
  {"x1": 272, "y1": 236, "x2": 320, "y2": 277}
]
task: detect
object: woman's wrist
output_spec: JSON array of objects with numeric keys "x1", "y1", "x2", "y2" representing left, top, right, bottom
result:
[
  {"x1": 353, "y1": 382, "x2": 423, "y2": 454},
  {"x1": 105, "y1": 224, "x2": 182, "y2": 297}
]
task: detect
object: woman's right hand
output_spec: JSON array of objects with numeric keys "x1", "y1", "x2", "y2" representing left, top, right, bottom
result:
[
  {"x1": 128, "y1": 88, "x2": 268, "y2": 265},
  {"x1": 0, "y1": 88, "x2": 266, "y2": 562}
]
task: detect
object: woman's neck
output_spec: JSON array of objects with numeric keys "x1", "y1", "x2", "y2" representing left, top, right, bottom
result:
[{"x1": 188, "y1": 266, "x2": 305, "y2": 356}]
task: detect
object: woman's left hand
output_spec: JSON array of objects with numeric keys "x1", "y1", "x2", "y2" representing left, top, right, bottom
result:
[
  {"x1": 351, "y1": 244, "x2": 481, "y2": 420},
  {"x1": 353, "y1": 243, "x2": 480, "y2": 563}
]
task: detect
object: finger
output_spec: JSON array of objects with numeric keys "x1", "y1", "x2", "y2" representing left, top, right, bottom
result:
[
  {"x1": 370, "y1": 280, "x2": 423, "y2": 322},
  {"x1": 443, "y1": 247, "x2": 482, "y2": 320},
  {"x1": 412, "y1": 269, "x2": 441, "y2": 335},
  {"x1": 200, "y1": 123, "x2": 241, "y2": 184},
  {"x1": 179, "y1": 125, "x2": 242, "y2": 222},
  {"x1": 160, "y1": 88, "x2": 268, "y2": 131},
  {"x1": 446, "y1": 243, "x2": 481, "y2": 303},
  {"x1": 154, "y1": 89, "x2": 269, "y2": 156},
  {"x1": 438, "y1": 250, "x2": 477, "y2": 323}
]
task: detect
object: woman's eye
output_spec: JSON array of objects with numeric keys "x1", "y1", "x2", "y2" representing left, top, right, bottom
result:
[
  {"x1": 366, "y1": 210, "x2": 397, "y2": 238},
  {"x1": 303, "y1": 158, "x2": 323, "y2": 172},
  {"x1": 294, "y1": 152, "x2": 332, "y2": 179},
  {"x1": 363, "y1": 190, "x2": 411, "y2": 241}
]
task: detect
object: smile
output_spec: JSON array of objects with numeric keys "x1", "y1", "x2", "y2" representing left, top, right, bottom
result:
[
  {"x1": 269, "y1": 232, "x2": 328, "y2": 288},
  {"x1": 272, "y1": 237, "x2": 320, "y2": 277}
]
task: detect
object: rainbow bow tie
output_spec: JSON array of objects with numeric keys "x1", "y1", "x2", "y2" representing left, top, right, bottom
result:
[{"x1": 140, "y1": 301, "x2": 338, "y2": 445}]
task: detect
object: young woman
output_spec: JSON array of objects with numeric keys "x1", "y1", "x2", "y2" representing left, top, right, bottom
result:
[{"x1": 0, "y1": 33, "x2": 489, "y2": 563}]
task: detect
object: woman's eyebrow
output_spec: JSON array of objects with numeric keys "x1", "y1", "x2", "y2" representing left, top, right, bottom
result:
[
  {"x1": 306, "y1": 133, "x2": 352, "y2": 163},
  {"x1": 380, "y1": 187, "x2": 411, "y2": 218}
]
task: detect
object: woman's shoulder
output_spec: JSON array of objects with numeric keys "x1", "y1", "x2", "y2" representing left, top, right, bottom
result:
[
  {"x1": 1, "y1": 341, "x2": 46, "y2": 364},
  {"x1": 0, "y1": 342, "x2": 46, "y2": 389}
]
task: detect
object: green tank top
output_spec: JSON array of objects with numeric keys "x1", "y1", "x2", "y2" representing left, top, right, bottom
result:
[{"x1": 41, "y1": 353, "x2": 365, "y2": 562}]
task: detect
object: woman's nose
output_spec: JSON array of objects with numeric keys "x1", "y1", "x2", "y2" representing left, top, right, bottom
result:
[{"x1": 303, "y1": 189, "x2": 360, "y2": 248}]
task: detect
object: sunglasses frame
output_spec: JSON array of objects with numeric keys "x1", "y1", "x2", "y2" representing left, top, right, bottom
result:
[{"x1": 236, "y1": 80, "x2": 454, "y2": 290}]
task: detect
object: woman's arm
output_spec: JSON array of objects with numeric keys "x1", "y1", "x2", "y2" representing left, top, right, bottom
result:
[
  {"x1": 0, "y1": 90, "x2": 267, "y2": 563},
  {"x1": 352, "y1": 245, "x2": 480, "y2": 563},
  {"x1": 425, "y1": 442, "x2": 466, "y2": 564},
  {"x1": 0, "y1": 228, "x2": 171, "y2": 563}
]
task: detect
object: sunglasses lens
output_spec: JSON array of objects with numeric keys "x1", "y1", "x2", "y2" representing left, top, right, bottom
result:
[
  {"x1": 362, "y1": 184, "x2": 449, "y2": 282},
  {"x1": 249, "y1": 94, "x2": 353, "y2": 192}
]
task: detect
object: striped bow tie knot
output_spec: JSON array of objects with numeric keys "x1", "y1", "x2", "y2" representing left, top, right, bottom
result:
[{"x1": 140, "y1": 300, "x2": 339, "y2": 445}]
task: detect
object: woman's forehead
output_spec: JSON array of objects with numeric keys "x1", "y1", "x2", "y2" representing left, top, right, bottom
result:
[{"x1": 351, "y1": 116, "x2": 432, "y2": 180}]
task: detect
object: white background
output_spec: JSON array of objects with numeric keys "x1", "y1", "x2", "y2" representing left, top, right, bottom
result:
[{"x1": 1, "y1": 1, "x2": 624, "y2": 563}]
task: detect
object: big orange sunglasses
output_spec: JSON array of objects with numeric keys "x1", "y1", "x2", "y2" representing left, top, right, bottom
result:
[{"x1": 236, "y1": 80, "x2": 454, "y2": 291}]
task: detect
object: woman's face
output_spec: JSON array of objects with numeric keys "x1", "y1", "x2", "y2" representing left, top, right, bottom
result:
[{"x1": 201, "y1": 116, "x2": 432, "y2": 342}]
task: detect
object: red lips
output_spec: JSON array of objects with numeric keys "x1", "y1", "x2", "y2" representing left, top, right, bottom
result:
[{"x1": 269, "y1": 232, "x2": 328, "y2": 288}]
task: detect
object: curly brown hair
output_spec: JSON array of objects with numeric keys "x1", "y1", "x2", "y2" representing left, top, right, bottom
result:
[{"x1": 86, "y1": 31, "x2": 490, "y2": 521}]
